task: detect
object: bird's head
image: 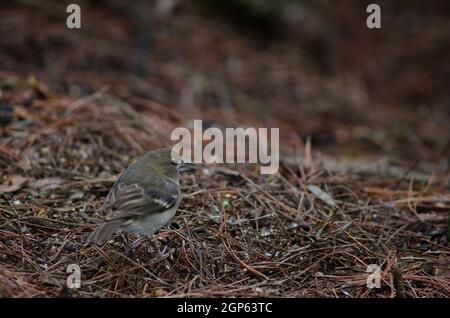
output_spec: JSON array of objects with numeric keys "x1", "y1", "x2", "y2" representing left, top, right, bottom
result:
[{"x1": 142, "y1": 148, "x2": 193, "y2": 181}]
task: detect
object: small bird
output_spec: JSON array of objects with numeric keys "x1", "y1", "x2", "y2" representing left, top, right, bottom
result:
[{"x1": 87, "y1": 148, "x2": 188, "y2": 245}]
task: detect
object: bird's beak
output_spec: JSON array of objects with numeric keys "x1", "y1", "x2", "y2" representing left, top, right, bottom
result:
[{"x1": 178, "y1": 162, "x2": 197, "y2": 173}]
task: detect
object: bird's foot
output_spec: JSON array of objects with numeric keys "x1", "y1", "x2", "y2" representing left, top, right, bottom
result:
[
  {"x1": 148, "y1": 244, "x2": 172, "y2": 259},
  {"x1": 125, "y1": 236, "x2": 147, "y2": 254},
  {"x1": 154, "y1": 245, "x2": 169, "y2": 258}
]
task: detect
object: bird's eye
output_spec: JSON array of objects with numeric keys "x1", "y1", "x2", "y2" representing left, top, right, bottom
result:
[{"x1": 169, "y1": 160, "x2": 178, "y2": 167}]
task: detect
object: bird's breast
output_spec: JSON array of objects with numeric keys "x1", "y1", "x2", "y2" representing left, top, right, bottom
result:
[{"x1": 121, "y1": 207, "x2": 177, "y2": 235}]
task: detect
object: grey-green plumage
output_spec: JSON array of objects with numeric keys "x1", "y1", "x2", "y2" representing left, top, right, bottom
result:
[{"x1": 87, "y1": 148, "x2": 184, "y2": 245}]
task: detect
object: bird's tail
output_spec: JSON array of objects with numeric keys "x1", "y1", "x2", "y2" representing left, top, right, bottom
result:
[{"x1": 86, "y1": 220, "x2": 122, "y2": 245}]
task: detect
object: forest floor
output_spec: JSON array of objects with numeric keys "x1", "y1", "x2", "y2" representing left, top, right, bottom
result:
[{"x1": 0, "y1": 1, "x2": 449, "y2": 297}]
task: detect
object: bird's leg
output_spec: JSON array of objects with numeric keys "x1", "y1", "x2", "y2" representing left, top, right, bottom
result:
[
  {"x1": 122, "y1": 232, "x2": 129, "y2": 245},
  {"x1": 131, "y1": 236, "x2": 147, "y2": 249},
  {"x1": 125, "y1": 235, "x2": 147, "y2": 254}
]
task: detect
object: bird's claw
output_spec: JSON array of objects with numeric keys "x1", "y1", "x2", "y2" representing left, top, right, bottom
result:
[{"x1": 151, "y1": 245, "x2": 171, "y2": 258}]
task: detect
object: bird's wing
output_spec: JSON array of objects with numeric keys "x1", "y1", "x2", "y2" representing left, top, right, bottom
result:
[{"x1": 103, "y1": 181, "x2": 179, "y2": 220}]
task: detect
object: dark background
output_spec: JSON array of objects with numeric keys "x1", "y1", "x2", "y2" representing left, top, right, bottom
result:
[{"x1": 1, "y1": 0, "x2": 449, "y2": 166}]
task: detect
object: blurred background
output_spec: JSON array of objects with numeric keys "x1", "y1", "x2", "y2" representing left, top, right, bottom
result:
[{"x1": 0, "y1": 0, "x2": 449, "y2": 170}]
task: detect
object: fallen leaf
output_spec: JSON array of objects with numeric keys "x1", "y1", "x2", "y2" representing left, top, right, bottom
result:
[
  {"x1": 29, "y1": 177, "x2": 64, "y2": 191},
  {"x1": 307, "y1": 185, "x2": 336, "y2": 208},
  {"x1": 0, "y1": 175, "x2": 27, "y2": 192},
  {"x1": 433, "y1": 254, "x2": 450, "y2": 278}
]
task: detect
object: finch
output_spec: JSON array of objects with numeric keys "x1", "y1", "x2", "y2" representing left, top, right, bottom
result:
[{"x1": 87, "y1": 148, "x2": 187, "y2": 245}]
